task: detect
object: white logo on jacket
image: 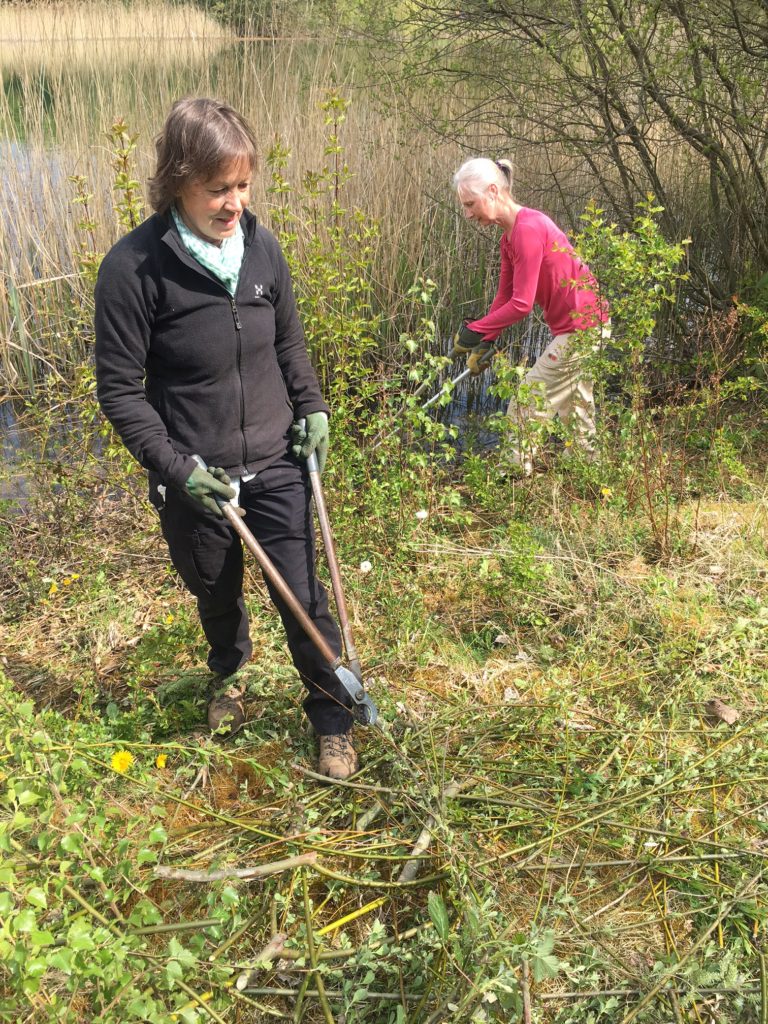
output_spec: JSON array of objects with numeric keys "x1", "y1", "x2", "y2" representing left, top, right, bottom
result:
[{"x1": 254, "y1": 284, "x2": 264, "y2": 297}]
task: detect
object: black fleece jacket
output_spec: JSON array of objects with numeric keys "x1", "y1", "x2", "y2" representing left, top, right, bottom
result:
[{"x1": 94, "y1": 209, "x2": 328, "y2": 490}]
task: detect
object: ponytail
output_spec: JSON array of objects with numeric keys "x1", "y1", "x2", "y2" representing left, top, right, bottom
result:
[
  {"x1": 495, "y1": 159, "x2": 513, "y2": 185},
  {"x1": 453, "y1": 157, "x2": 513, "y2": 196}
]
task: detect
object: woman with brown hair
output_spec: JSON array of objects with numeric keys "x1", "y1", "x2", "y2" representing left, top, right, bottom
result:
[{"x1": 95, "y1": 97, "x2": 358, "y2": 780}]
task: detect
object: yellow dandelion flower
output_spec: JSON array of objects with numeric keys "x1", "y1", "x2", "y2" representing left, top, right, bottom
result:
[
  {"x1": 63, "y1": 577, "x2": 72, "y2": 586},
  {"x1": 155, "y1": 753, "x2": 168, "y2": 769},
  {"x1": 48, "y1": 582, "x2": 58, "y2": 596},
  {"x1": 600, "y1": 487, "x2": 613, "y2": 499},
  {"x1": 164, "y1": 613, "x2": 174, "y2": 625},
  {"x1": 71, "y1": 574, "x2": 81, "y2": 581},
  {"x1": 110, "y1": 750, "x2": 134, "y2": 774}
]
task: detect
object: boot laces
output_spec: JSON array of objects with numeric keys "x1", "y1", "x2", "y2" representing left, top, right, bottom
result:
[{"x1": 322, "y1": 733, "x2": 351, "y2": 757}]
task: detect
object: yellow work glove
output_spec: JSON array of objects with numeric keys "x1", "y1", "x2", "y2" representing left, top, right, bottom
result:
[{"x1": 450, "y1": 322, "x2": 496, "y2": 376}]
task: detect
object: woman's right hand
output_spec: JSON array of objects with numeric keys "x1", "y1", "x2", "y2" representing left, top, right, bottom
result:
[
  {"x1": 185, "y1": 465, "x2": 236, "y2": 516},
  {"x1": 450, "y1": 322, "x2": 496, "y2": 376}
]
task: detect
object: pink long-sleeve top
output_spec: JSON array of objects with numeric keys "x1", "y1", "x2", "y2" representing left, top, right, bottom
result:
[{"x1": 467, "y1": 207, "x2": 607, "y2": 340}]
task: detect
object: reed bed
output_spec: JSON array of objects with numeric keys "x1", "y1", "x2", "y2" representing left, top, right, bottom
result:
[
  {"x1": 0, "y1": 1, "x2": 589, "y2": 391},
  {"x1": 0, "y1": 2, "x2": 228, "y2": 67},
  {"x1": 0, "y1": 1, "x2": 743, "y2": 395}
]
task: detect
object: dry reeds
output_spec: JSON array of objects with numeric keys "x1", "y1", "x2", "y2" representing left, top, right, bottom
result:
[
  {"x1": 0, "y1": 3, "x2": 479, "y2": 389},
  {"x1": 0, "y1": 2, "x2": 228, "y2": 72},
  {"x1": 0, "y1": 2, "x2": 691, "y2": 393}
]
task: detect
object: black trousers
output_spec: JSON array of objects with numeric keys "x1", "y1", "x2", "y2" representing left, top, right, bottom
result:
[{"x1": 159, "y1": 452, "x2": 352, "y2": 735}]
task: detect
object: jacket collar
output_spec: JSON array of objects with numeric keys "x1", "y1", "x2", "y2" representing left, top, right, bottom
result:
[{"x1": 159, "y1": 208, "x2": 257, "y2": 284}]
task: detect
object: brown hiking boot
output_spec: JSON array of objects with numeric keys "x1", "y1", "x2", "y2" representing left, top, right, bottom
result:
[
  {"x1": 317, "y1": 732, "x2": 359, "y2": 780},
  {"x1": 207, "y1": 682, "x2": 246, "y2": 738}
]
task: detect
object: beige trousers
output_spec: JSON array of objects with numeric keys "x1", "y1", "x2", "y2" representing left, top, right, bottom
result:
[{"x1": 507, "y1": 331, "x2": 602, "y2": 460}]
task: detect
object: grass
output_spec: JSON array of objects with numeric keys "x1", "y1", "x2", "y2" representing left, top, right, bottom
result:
[{"x1": 1, "y1": 409, "x2": 767, "y2": 1022}]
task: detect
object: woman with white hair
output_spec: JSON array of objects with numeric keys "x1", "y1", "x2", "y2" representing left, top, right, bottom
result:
[{"x1": 452, "y1": 158, "x2": 609, "y2": 474}]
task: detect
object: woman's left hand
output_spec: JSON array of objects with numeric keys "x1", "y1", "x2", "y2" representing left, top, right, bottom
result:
[{"x1": 291, "y1": 412, "x2": 329, "y2": 473}]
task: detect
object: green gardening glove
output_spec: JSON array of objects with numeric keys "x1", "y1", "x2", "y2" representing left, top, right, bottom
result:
[
  {"x1": 185, "y1": 465, "x2": 236, "y2": 516},
  {"x1": 291, "y1": 412, "x2": 329, "y2": 473},
  {"x1": 450, "y1": 321, "x2": 496, "y2": 376}
]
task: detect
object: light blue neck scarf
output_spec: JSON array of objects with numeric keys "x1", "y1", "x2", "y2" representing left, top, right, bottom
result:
[{"x1": 171, "y1": 205, "x2": 245, "y2": 298}]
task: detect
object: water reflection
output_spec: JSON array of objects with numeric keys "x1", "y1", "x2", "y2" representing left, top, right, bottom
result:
[
  {"x1": 0, "y1": 400, "x2": 29, "y2": 502},
  {"x1": 433, "y1": 322, "x2": 549, "y2": 450},
  {"x1": 0, "y1": 397, "x2": 104, "y2": 503},
  {"x1": 0, "y1": 400, "x2": 22, "y2": 460},
  {"x1": 2, "y1": 68, "x2": 55, "y2": 139},
  {"x1": 1, "y1": 139, "x2": 75, "y2": 266},
  {"x1": 0, "y1": 320, "x2": 549, "y2": 491}
]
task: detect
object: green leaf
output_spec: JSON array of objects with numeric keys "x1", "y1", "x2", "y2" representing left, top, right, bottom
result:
[
  {"x1": 26, "y1": 957, "x2": 48, "y2": 978},
  {"x1": 166, "y1": 959, "x2": 183, "y2": 984},
  {"x1": 168, "y1": 937, "x2": 196, "y2": 968},
  {"x1": 148, "y1": 824, "x2": 168, "y2": 845},
  {"x1": 427, "y1": 892, "x2": 450, "y2": 942},
  {"x1": 16, "y1": 788, "x2": 41, "y2": 807},
  {"x1": 37, "y1": 832, "x2": 53, "y2": 853},
  {"x1": 531, "y1": 950, "x2": 561, "y2": 982},
  {"x1": 49, "y1": 948, "x2": 73, "y2": 973},
  {"x1": 22, "y1": 976, "x2": 41, "y2": 997},
  {"x1": 67, "y1": 919, "x2": 95, "y2": 952},
  {"x1": 530, "y1": 930, "x2": 561, "y2": 982},
  {"x1": 60, "y1": 833, "x2": 82, "y2": 855},
  {"x1": 14, "y1": 908, "x2": 36, "y2": 934},
  {"x1": 30, "y1": 930, "x2": 55, "y2": 947},
  {"x1": 219, "y1": 885, "x2": 239, "y2": 907},
  {"x1": 26, "y1": 887, "x2": 47, "y2": 910}
]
